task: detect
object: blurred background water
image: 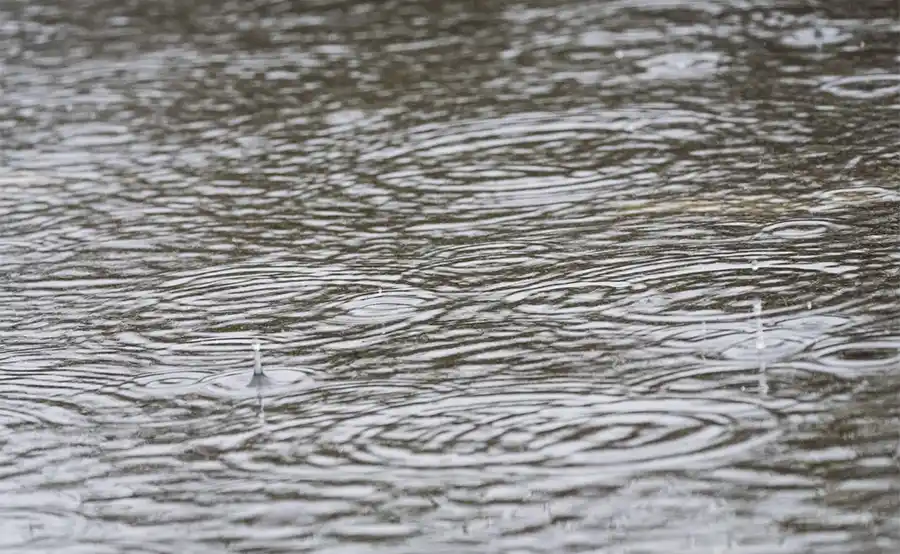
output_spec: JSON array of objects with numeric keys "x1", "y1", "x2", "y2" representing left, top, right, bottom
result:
[{"x1": 0, "y1": 0, "x2": 898, "y2": 552}]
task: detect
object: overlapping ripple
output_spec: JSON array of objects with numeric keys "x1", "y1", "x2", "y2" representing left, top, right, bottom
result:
[{"x1": 243, "y1": 377, "x2": 780, "y2": 475}]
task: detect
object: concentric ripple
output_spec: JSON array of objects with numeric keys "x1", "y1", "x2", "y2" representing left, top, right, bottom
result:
[
  {"x1": 121, "y1": 336, "x2": 316, "y2": 398},
  {"x1": 332, "y1": 289, "x2": 441, "y2": 325},
  {"x1": 485, "y1": 248, "x2": 863, "y2": 333},
  {"x1": 110, "y1": 260, "x2": 445, "y2": 358},
  {"x1": 356, "y1": 108, "x2": 694, "y2": 232},
  {"x1": 803, "y1": 334, "x2": 900, "y2": 376},
  {"x1": 243, "y1": 378, "x2": 780, "y2": 476},
  {"x1": 593, "y1": 251, "x2": 862, "y2": 325}
]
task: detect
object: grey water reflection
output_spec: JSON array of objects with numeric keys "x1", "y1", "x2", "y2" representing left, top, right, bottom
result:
[{"x1": 1, "y1": 0, "x2": 898, "y2": 552}]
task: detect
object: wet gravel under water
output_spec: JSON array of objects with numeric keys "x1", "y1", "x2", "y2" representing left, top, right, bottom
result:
[{"x1": 1, "y1": 0, "x2": 898, "y2": 552}]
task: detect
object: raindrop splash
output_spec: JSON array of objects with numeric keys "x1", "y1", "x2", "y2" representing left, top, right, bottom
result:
[
  {"x1": 248, "y1": 339, "x2": 271, "y2": 389},
  {"x1": 754, "y1": 298, "x2": 768, "y2": 397},
  {"x1": 754, "y1": 299, "x2": 765, "y2": 352}
]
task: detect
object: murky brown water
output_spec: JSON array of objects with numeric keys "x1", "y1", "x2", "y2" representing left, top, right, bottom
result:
[{"x1": 1, "y1": 0, "x2": 899, "y2": 552}]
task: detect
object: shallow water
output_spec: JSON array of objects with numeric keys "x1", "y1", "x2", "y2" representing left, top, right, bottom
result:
[{"x1": 1, "y1": 0, "x2": 898, "y2": 552}]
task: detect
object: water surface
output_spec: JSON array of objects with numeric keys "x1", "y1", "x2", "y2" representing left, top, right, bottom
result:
[{"x1": 1, "y1": 0, "x2": 898, "y2": 552}]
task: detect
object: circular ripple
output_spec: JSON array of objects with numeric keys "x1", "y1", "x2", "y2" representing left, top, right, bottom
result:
[
  {"x1": 127, "y1": 337, "x2": 315, "y2": 397},
  {"x1": 806, "y1": 336, "x2": 900, "y2": 375},
  {"x1": 0, "y1": 402, "x2": 65, "y2": 428},
  {"x1": 0, "y1": 506, "x2": 87, "y2": 549},
  {"x1": 502, "y1": 277, "x2": 640, "y2": 317},
  {"x1": 0, "y1": 396, "x2": 94, "y2": 429},
  {"x1": 781, "y1": 25, "x2": 852, "y2": 48},
  {"x1": 359, "y1": 112, "x2": 641, "y2": 165},
  {"x1": 637, "y1": 52, "x2": 723, "y2": 80},
  {"x1": 114, "y1": 262, "x2": 438, "y2": 359},
  {"x1": 632, "y1": 310, "x2": 851, "y2": 365},
  {"x1": 195, "y1": 366, "x2": 315, "y2": 396},
  {"x1": 755, "y1": 219, "x2": 848, "y2": 239},
  {"x1": 812, "y1": 186, "x2": 900, "y2": 216},
  {"x1": 358, "y1": 110, "x2": 681, "y2": 216},
  {"x1": 256, "y1": 379, "x2": 779, "y2": 475},
  {"x1": 156, "y1": 264, "x2": 339, "y2": 309},
  {"x1": 333, "y1": 289, "x2": 440, "y2": 325},
  {"x1": 820, "y1": 74, "x2": 900, "y2": 100},
  {"x1": 592, "y1": 251, "x2": 862, "y2": 325}
]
